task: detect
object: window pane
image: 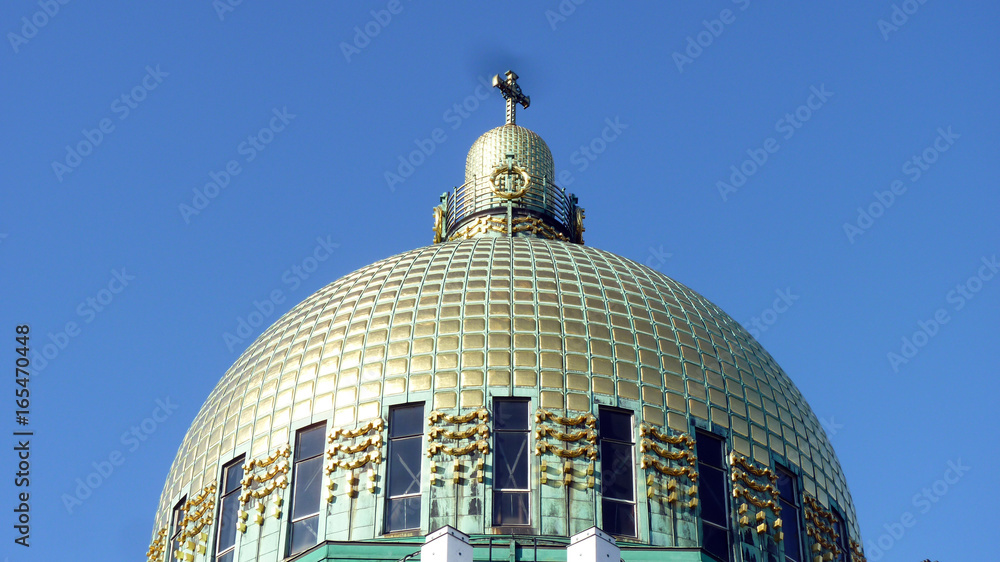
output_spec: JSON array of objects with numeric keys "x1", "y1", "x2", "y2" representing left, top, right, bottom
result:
[
  {"x1": 777, "y1": 469, "x2": 796, "y2": 500},
  {"x1": 387, "y1": 496, "x2": 421, "y2": 531},
  {"x1": 601, "y1": 499, "x2": 635, "y2": 537},
  {"x1": 391, "y1": 405, "x2": 424, "y2": 438},
  {"x1": 699, "y1": 465, "x2": 728, "y2": 526},
  {"x1": 224, "y1": 462, "x2": 243, "y2": 494},
  {"x1": 494, "y1": 432, "x2": 528, "y2": 489},
  {"x1": 493, "y1": 491, "x2": 529, "y2": 525},
  {"x1": 292, "y1": 456, "x2": 322, "y2": 519},
  {"x1": 703, "y1": 523, "x2": 731, "y2": 561},
  {"x1": 782, "y1": 502, "x2": 802, "y2": 562},
  {"x1": 599, "y1": 410, "x2": 633, "y2": 442},
  {"x1": 289, "y1": 515, "x2": 319, "y2": 555},
  {"x1": 217, "y1": 551, "x2": 234, "y2": 562},
  {"x1": 495, "y1": 400, "x2": 528, "y2": 430},
  {"x1": 388, "y1": 436, "x2": 422, "y2": 497},
  {"x1": 296, "y1": 426, "x2": 325, "y2": 460},
  {"x1": 696, "y1": 432, "x2": 724, "y2": 468},
  {"x1": 600, "y1": 441, "x2": 634, "y2": 501},
  {"x1": 216, "y1": 494, "x2": 239, "y2": 553}
]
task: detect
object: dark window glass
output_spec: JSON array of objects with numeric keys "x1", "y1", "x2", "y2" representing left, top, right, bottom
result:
[
  {"x1": 289, "y1": 424, "x2": 325, "y2": 555},
  {"x1": 495, "y1": 400, "x2": 529, "y2": 430},
  {"x1": 599, "y1": 407, "x2": 635, "y2": 537},
  {"x1": 695, "y1": 430, "x2": 731, "y2": 562},
  {"x1": 599, "y1": 409, "x2": 633, "y2": 442},
  {"x1": 169, "y1": 497, "x2": 186, "y2": 562},
  {"x1": 493, "y1": 398, "x2": 530, "y2": 526},
  {"x1": 777, "y1": 467, "x2": 802, "y2": 562},
  {"x1": 386, "y1": 403, "x2": 424, "y2": 532},
  {"x1": 493, "y1": 490, "x2": 530, "y2": 526},
  {"x1": 833, "y1": 511, "x2": 849, "y2": 562},
  {"x1": 216, "y1": 457, "x2": 243, "y2": 561}
]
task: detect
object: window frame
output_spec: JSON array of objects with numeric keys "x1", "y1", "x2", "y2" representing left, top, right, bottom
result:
[
  {"x1": 776, "y1": 465, "x2": 804, "y2": 562},
  {"x1": 169, "y1": 496, "x2": 187, "y2": 562},
  {"x1": 832, "y1": 508, "x2": 850, "y2": 562},
  {"x1": 491, "y1": 397, "x2": 532, "y2": 527},
  {"x1": 287, "y1": 423, "x2": 327, "y2": 557},
  {"x1": 694, "y1": 429, "x2": 732, "y2": 562},
  {"x1": 598, "y1": 406, "x2": 637, "y2": 538},
  {"x1": 384, "y1": 402, "x2": 425, "y2": 533},
  {"x1": 213, "y1": 456, "x2": 244, "y2": 562}
]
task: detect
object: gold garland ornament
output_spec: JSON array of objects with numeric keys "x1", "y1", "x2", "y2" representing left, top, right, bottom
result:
[
  {"x1": 535, "y1": 409, "x2": 597, "y2": 428},
  {"x1": 428, "y1": 409, "x2": 490, "y2": 425},
  {"x1": 536, "y1": 426, "x2": 597, "y2": 443},
  {"x1": 330, "y1": 418, "x2": 384, "y2": 440},
  {"x1": 429, "y1": 423, "x2": 490, "y2": 440},
  {"x1": 639, "y1": 423, "x2": 695, "y2": 449},
  {"x1": 427, "y1": 440, "x2": 490, "y2": 457},
  {"x1": 535, "y1": 441, "x2": 597, "y2": 460},
  {"x1": 640, "y1": 439, "x2": 697, "y2": 465}
]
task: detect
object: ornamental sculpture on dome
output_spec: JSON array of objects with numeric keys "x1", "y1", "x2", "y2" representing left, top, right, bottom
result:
[{"x1": 432, "y1": 70, "x2": 585, "y2": 245}]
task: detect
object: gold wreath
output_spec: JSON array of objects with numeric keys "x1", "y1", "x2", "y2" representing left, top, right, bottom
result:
[
  {"x1": 535, "y1": 409, "x2": 597, "y2": 428},
  {"x1": 536, "y1": 426, "x2": 597, "y2": 443},
  {"x1": 489, "y1": 165, "x2": 531, "y2": 199}
]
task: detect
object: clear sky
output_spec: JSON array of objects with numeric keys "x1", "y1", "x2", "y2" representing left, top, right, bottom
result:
[{"x1": 1, "y1": 1, "x2": 997, "y2": 561}]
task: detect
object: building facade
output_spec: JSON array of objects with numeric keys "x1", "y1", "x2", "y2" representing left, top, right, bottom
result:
[{"x1": 148, "y1": 72, "x2": 866, "y2": 562}]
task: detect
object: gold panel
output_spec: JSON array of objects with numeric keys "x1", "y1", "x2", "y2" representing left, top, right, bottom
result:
[
  {"x1": 513, "y1": 370, "x2": 537, "y2": 387},
  {"x1": 667, "y1": 412, "x2": 687, "y2": 432},
  {"x1": 592, "y1": 377, "x2": 615, "y2": 396},
  {"x1": 709, "y1": 388, "x2": 727, "y2": 408},
  {"x1": 358, "y1": 401, "x2": 380, "y2": 421},
  {"x1": 460, "y1": 389, "x2": 484, "y2": 408},
  {"x1": 618, "y1": 381, "x2": 639, "y2": 400},
  {"x1": 734, "y1": 436, "x2": 752, "y2": 456},
  {"x1": 435, "y1": 372, "x2": 458, "y2": 388},
  {"x1": 463, "y1": 334, "x2": 485, "y2": 348},
  {"x1": 540, "y1": 352, "x2": 563, "y2": 369},
  {"x1": 436, "y1": 353, "x2": 459, "y2": 370},
  {"x1": 487, "y1": 370, "x2": 511, "y2": 386},
  {"x1": 666, "y1": 392, "x2": 685, "y2": 412},
  {"x1": 664, "y1": 373, "x2": 684, "y2": 393},
  {"x1": 462, "y1": 352, "x2": 484, "y2": 368},
  {"x1": 689, "y1": 399, "x2": 708, "y2": 421},
  {"x1": 437, "y1": 336, "x2": 459, "y2": 351},
  {"x1": 540, "y1": 372, "x2": 563, "y2": 389},
  {"x1": 460, "y1": 371, "x2": 484, "y2": 387},
  {"x1": 488, "y1": 351, "x2": 511, "y2": 367},
  {"x1": 411, "y1": 355, "x2": 433, "y2": 372},
  {"x1": 711, "y1": 407, "x2": 729, "y2": 428},
  {"x1": 488, "y1": 333, "x2": 511, "y2": 347},
  {"x1": 591, "y1": 358, "x2": 613, "y2": 376},
  {"x1": 360, "y1": 382, "x2": 381, "y2": 400},
  {"x1": 615, "y1": 362, "x2": 638, "y2": 381},
  {"x1": 642, "y1": 406, "x2": 664, "y2": 427},
  {"x1": 566, "y1": 355, "x2": 588, "y2": 372},
  {"x1": 687, "y1": 382, "x2": 707, "y2": 401},
  {"x1": 539, "y1": 335, "x2": 562, "y2": 351},
  {"x1": 513, "y1": 351, "x2": 537, "y2": 367},
  {"x1": 413, "y1": 338, "x2": 434, "y2": 354},
  {"x1": 434, "y1": 392, "x2": 457, "y2": 409},
  {"x1": 409, "y1": 375, "x2": 431, "y2": 392},
  {"x1": 732, "y1": 416, "x2": 749, "y2": 436},
  {"x1": 567, "y1": 374, "x2": 589, "y2": 391},
  {"x1": 334, "y1": 406, "x2": 356, "y2": 427},
  {"x1": 540, "y1": 391, "x2": 563, "y2": 409},
  {"x1": 641, "y1": 385, "x2": 663, "y2": 406},
  {"x1": 567, "y1": 393, "x2": 590, "y2": 412},
  {"x1": 565, "y1": 337, "x2": 588, "y2": 353},
  {"x1": 384, "y1": 378, "x2": 406, "y2": 396}
]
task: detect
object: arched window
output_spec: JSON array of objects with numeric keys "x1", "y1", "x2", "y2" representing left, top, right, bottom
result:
[
  {"x1": 695, "y1": 430, "x2": 731, "y2": 562},
  {"x1": 215, "y1": 457, "x2": 244, "y2": 562},
  {"x1": 493, "y1": 398, "x2": 530, "y2": 526},
  {"x1": 386, "y1": 403, "x2": 424, "y2": 532},
  {"x1": 288, "y1": 424, "x2": 326, "y2": 555},
  {"x1": 599, "y1": 407, "x2": 636, "y2": 537}
]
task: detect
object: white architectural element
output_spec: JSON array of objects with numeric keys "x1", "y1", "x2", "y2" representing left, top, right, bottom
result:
[
  {"x1": 568, "y1": 527, "x2": 621, "y2": 561},
  {"x1": 421, "y1": 526, "x2": 473, "y2": 561}
]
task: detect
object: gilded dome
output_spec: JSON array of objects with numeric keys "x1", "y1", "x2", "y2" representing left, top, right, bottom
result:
[
  {"x1": 465, "y1": 124, "x2": 554, "y2": 185},
  {"x1": 152, "y1": 237, "x2": 860, "y2": 549}
]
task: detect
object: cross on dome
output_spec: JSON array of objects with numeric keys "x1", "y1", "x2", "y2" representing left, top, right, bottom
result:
[{"x1": 492, "y1": 70, "x2": 530, "y2": 125}]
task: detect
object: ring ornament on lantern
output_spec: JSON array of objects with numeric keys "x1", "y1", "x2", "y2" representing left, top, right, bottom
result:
[{"x1": 489, "y1": 164, "x2": 531, "y2": 199}]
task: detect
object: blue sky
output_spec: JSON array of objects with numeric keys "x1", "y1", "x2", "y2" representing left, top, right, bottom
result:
[{"x1": 1, "y1": 1, "x2": 998, "y2": 560}]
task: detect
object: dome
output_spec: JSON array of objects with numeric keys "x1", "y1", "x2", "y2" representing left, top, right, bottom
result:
[
  {"x1": 151, "y1": 237, "x2": 861, "y2": 559},
  {"x1": 465, "y1": 124, "x2": 555, "y2": 185},
  {"x1": 149, "y1": 70, "x2": 865, "y2": 562}
]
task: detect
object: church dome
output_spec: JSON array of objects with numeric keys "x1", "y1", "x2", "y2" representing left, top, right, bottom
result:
[{"x1": 148, "y1": 71, "x2": 865, "y2": 562}]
